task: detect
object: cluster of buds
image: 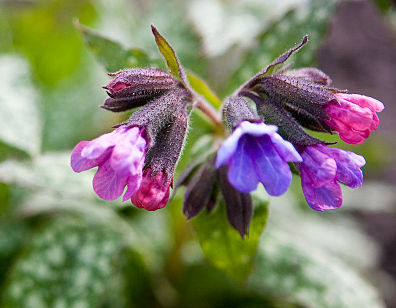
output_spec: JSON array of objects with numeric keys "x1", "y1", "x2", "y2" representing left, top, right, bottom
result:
[
  {"x1": 71, "y1": 68, "x2": 191, "y2": 210},
  {"x1": 181, "y1": 36, "x2": 383, "y2": 236},
  {"x1": 71, "y1": 28, "x2": 383, "y2": 237}
]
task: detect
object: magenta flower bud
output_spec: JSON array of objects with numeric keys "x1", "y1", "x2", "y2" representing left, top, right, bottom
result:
[
  {"x1": 130, "y1": 168, "x2": 172, "y2": 211},
  {"x1": 70, "y1": 126, "x2": 146, "y2": 201},
  {"x1": 324, "y1": 93, "x2": 384, "y2": 144},
  {"x1": 216, "y1": 121, "x2": 302, "y2": 195},
  {"x1": 102, "y1": 68, "x2": 180, "y2": 112},
  {"x1": 297, "y1": 144, "x2": 366, "y2": 211}
]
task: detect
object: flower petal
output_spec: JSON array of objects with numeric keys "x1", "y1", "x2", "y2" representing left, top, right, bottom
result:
[
  {"x1": 302, "y1": 146, "x2": 337, "y2": 187},
  {"x1": 325, "y1": 147, "x2": 365, "y2": 188},
  {"x1": 227, "y1": 136, "x2": 259, "y2": 193},
  {"x1": 336, "y1": 93, "x2": 384, "y2": 112},
  {"x1": 249, "y1": 135, "x2": 292, "y2": 196},
  {"x1": 270, "y1": 133, "x2": 302, "y2": 162},
  {"x1": 81, "y1": 131, "x2": 116, "y2": 159},
  {"x1": 93, "y1": 159, "x2": 128, "y2": 201},
  {"x1": 216, "y1": 127, "x2": 243, "y2": 168},
  {"x1": 71, "y1": 141, "x2": 109, "y2": 172},
  {"x1": 122, "y1": 173, "x2": 142, "y2": 202},
  {"x1": 300, "y1": 167, "x2": 343, "y2": 211}
]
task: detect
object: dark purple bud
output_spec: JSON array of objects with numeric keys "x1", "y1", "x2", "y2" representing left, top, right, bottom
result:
[
  {"x1": 144, "y1": 105, "x2": 189, "y2": 183},
  {"x1": 126, "y1": 87, "x2": 191, "y2": 146},
  {"x1": 183, "y1": 159, "x2": 217, "y2": 219},
  {"x1": 218, "y1": 165, "x2": 252, "y2": 238},
  {"x1": 255, "y1": 75, "x2": 336, "y2": 132},
  {"x1": 222, "y1": 96, "x2": 260, "y2": 130},
  {"x1": 102, "y1": 68, "x2": 180, "y2": 112},
  {"x1": 283, "y1": 68, "x2": 332, "y2": 86},
  {"x1": 242, "y1": 92, "x2": 322, "y2": 146}
]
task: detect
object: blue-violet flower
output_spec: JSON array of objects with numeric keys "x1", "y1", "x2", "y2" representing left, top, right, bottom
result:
[{"x1": 216, "y1": 121, "x2": 302, "y2": 195}]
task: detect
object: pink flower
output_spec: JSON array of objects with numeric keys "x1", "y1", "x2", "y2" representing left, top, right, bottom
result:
[
  {"x1": 130, "y1": 168, "x2": 172, "y2": 211},
  {"x1": 325, "y1": 93, "x2": 384, "y2": 144},
  {"x1": 71, "y1": 126, "x2": 146, "y2": 201}
]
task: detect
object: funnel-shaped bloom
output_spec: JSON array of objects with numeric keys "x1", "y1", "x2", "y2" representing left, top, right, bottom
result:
[
  {"x1": 299, "y1": 144, "x2": 366, "y2": 211},
  {"x1": 130, "y1": 168, "x2": 172, "y2": 211},
  {"x1": 325, "y1": 93, "x2": 384, "y2": 144},
  {"x1": 216, "y1": 121, "x2": 302, "y2": 195},
  {"x1": 71, "y1": 126, "x2": 146, "y2": 201}
]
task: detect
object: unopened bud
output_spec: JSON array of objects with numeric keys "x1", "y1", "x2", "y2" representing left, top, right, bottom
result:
[
  {"x1": 102, "y1": 68, "x2": 180, "y2": 112},
  {"x1": 222, "y1": 96, "x2": 260, "y2": 130}
]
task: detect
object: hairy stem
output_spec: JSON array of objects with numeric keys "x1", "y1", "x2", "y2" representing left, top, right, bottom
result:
[{"x1": 194, "y1": 96, "x2": 224, "y2": 134}]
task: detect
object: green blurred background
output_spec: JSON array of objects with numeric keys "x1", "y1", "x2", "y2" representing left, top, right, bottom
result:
[{"x1": 0, "y1": 0, "x2": 395, "y2": 307}]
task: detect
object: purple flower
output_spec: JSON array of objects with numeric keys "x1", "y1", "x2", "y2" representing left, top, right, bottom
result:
[
  {"x1": 71, "y1": 125, "x2": 146, "y2": 201},
  {"x1": 298, "y1": 144, "x2": 366, "y2": 211},
  {"x1": 216, "y1": 121, "x2": 302, "y2": 195}
]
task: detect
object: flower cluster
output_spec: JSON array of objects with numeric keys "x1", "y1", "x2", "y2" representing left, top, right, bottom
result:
[
  {"x1": 71, "y1": 29, "x2": 383, "y2": 236},
  {"x1": 71, "y1": 67, "x2": 191, "y2": 211}
]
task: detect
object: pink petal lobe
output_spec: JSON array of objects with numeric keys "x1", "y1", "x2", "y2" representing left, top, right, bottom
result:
[
  {"x1": 71, "y1": 141, "x2": 107, "y2": 172},
  {"x1": 93, "y1": 160, "x2": 128, "y2": 201}
]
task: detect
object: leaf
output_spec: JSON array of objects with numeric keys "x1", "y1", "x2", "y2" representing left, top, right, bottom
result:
[
  {"x1": 2, "y1": 218, "x2": 124, "y2": 308},
  {"x1": 0, "y1": 55, "x2": 42, "y2": 157},
  {"x1": 193, "y1": 200, "x2": 268, "y2": 282},
  {"x1": 249, "y1": 228, "x2": 385, "y2": 308},
  {"x1": 151, "y1": 25, "x2": 189, "y2": 85},
  {"x1": 226, "y1": 0, "x2": 337, "y2": 95},
  {"x1": 187, "y1": 72, "x2": 222, "y2": 108},
  {"x1": 75, "y1": 20, "x2": 155, "y2": 72}
]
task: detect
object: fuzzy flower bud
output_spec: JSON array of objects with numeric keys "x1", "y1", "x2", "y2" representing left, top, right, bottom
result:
[
  {"x1": 130, "y1": 168, "x2": 172, "y2": 211},
  {"x1": 102, "y1": 68, "x2": 180, "y2": 112},
  {"x1": 130, "y1": 106, "x2": 189, "y2": 210},
  {"x1": 222, "y1": 96, "x2": 259, "y2": 130}
]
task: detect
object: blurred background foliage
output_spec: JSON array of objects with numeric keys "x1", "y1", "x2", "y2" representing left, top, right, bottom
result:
[{"x1": 0, "y1": 0, "x2": 396, "y2": 307}]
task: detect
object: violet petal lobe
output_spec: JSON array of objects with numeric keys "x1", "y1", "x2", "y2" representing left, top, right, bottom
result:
[
  {"x1": 324, "y1": 147, "x2": 366, "y2": 188},
  {"x1": 93, "y1": 159, "x2": 128, "y2": 201},
  {"x1": 249, "y1": 135, "x2": 292, "y2": 196},
  {"x1": 227, "y1": 136, "x2": 259, "y2": 193},
  {"x1": 71, "y1": 141, "x2": 108, "y2": 173},
  {"x1": 269, "y1": 133, "x2": 302, "y2": 162},
  {"x1": 301, "y1": 146, "x2": 337, "y2": 188},
  {"x1": 300, "y1": 167, "x2": 343, "y2": 211}
]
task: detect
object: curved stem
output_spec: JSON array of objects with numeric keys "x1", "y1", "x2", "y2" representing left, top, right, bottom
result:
[{"x1": 194, "y1": 96, "x2": 224, "y2": 134}]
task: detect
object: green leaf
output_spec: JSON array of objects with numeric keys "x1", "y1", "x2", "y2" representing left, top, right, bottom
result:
[
  {"x1": 151, "y1": 25, "x2": 189, "y2": 85},
  {"x1": 0, "y1": 55, "x2": 42, "y2": 157},
  {"x1": 187, "y1": 72, "x2": 222, "y2": 108},
  {"x1": 193, "y1": 200, "x2": 268, "y2": 282},
  {"x1": 75, "y1": 20, "x2": 155, "y2": 72},
  {"x1": 226, "y1": 0, "x2": 337, "y2": 95},
  {"x1": 2, "y1": 218, "x2": 124, "y2": 308},
  {"x1": 249, "y1": 228, "x2": 385, "y2": 308},
  {"x1": 2, "y1": 0, "x2": 97, "y2": 86}
]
